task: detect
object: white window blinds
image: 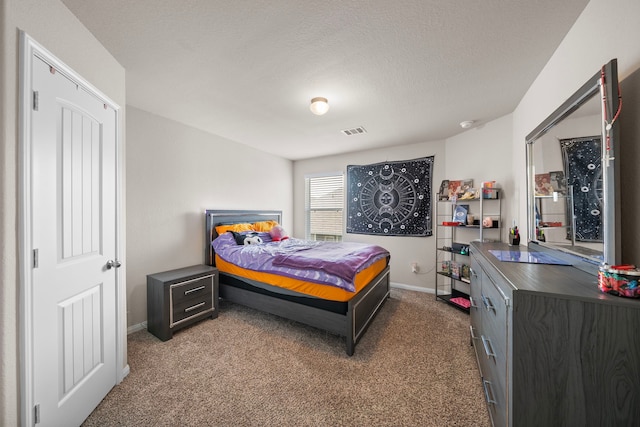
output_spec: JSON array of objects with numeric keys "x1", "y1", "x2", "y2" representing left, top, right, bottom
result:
[{"x1": 305, "y1": 174, "x2": 344, "y2": 241}]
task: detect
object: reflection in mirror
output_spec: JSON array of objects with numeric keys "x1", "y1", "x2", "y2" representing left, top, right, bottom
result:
[
  {"x1": 531, "y1": 95, "x2": 602, "y2": 255},
  {"x1": 526, "y1": 59, "x2": 620, "y2": 270}
]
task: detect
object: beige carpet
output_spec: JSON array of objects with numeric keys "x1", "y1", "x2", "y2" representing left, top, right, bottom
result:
[{"x1": 83, "y1": 288, "x2": 491, "y2": 426}]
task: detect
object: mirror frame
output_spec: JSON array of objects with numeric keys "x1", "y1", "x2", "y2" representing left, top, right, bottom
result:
[{"x1": 526, "y1": 59, "x2": 620, "y2": 270}]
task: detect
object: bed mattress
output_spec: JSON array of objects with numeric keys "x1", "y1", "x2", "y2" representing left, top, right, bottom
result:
[{"x1": 215, "y1": 254, "x2": 389, "y2": 302}]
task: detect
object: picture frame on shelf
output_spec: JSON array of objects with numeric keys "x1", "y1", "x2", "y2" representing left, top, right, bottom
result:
[
  {"x1": 447, "y1": 180, "x2": 462, "y2": 200},
  {"x1": 438, "y1": 179, "x2": 450, "y2": 200},
  {"x1": 450, "y1": 262, "x2": 461, "y2": 280},
  {"x1": 447, "y1": 179, "x2": 474, "y2": 200},
  {"x1": 534, "y1": 173, "x2": 553, "y2": 196},
  {"x1": 460, "y1": 179, "x2": 473, "y2": 193},
  {"x1": 461, "y1": 264, "x2": 471, "y2": 282},
  {"x1": 441, "y1": 260, "x2": 451, "y2": 274},
  {"x1": 549, "y1": 171, "x2": 566, "y2": 194},
  {"x1": 452, "y1": 204, "x2": 468, "y2": 224}
]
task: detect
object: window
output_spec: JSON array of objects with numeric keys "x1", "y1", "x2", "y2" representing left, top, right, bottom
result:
[{"x1": 305, "y1": 173, "x2": 344, "y2": 241}]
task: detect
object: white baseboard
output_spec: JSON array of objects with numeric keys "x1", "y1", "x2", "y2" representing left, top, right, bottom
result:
[
  {"x1": 127, "y1": 321, "x2": 147, "y2": 335},
  {"x1": 390, "y1": 282, "x2": 435, "y2": 294},
  {"x1": 120, "y1": 364, "x2": 130, "y2": 382}
]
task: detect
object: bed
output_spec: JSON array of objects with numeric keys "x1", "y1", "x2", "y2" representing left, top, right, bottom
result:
[{"x1": 204, "y1": 209, "x2": 391, "y2": 356}]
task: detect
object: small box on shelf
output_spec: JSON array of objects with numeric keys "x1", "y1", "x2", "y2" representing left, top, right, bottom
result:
[
  {"x1": 441, "y1": 260, "x2": 451, "y2": 274},
  {"x1": 482, "y1": 217, "x2": 500, "y2": 228},
  {"x1": 461, "y1": 264, "x2": 471, "y2": 282},
  {"x1": 482, "y1": 189, "x2": 499, "y2": 199},
  {"x1": 451, "y1": 262, "x2": 461, "y2": 280},
  {"x1": 481, "y1": 181, "x2": 499, "y2": 199}
]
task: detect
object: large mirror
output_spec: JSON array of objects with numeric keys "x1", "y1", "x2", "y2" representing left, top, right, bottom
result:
[{"x1": 526, "y1": 59, "x2": 621, "y2": 270}]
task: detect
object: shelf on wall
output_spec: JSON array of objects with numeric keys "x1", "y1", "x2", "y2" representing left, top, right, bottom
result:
[
  {"x1": 437, "y1": 247, "x2": 469, "y2": 256},
  {"x1": 437, "y1": 271, "x2": 471, "y2": 283},
  {"x1": 436, "y1": 290, "x2": 471, "y2": 313}
]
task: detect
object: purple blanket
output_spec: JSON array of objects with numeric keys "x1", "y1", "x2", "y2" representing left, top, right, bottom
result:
[
  {"x1": 212, "y1": 234, "x2": 389, "y2": 292},
  {"x1": 272, "y1": 241, "x2": 388, "y2": 283}
]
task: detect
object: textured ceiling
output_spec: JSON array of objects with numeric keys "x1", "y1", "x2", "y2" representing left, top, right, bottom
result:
[{"x1": 62, "y1": 0, "x2": 589, "y2": 160}]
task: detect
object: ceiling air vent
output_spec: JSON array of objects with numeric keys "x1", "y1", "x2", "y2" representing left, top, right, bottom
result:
[{"x1": 341, "y1": 126, "x2": 367, "y2": 136}]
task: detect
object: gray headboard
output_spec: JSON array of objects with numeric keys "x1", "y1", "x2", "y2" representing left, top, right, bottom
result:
[{"x1": 204, "y1": 209, "x2": 282, "y2": 266}]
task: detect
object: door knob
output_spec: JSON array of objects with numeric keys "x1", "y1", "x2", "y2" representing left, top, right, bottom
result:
[{"x1": 106, "y1": 259, "x2": 122, "y2": 269}]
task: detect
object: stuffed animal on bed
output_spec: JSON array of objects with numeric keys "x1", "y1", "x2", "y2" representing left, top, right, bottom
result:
[
  {"x1": 269, "y1": 225, "x2": 289, "y2": 242},
  {"x1": 229, "y1": 231, "x2": 263, "y2": 245}
]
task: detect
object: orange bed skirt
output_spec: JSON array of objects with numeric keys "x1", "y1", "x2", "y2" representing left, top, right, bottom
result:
[{"x1": 215, "y1": 254, "x2": 388, "y2": 302}]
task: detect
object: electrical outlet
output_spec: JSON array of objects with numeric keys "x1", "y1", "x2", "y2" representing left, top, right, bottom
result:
[{"x1": 411, "y1": 262, "x2": 419, "y2": 273}]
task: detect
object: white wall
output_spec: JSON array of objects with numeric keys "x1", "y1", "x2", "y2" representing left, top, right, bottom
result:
[
  {"x1": 293, "y1": 115, "x2": 513, "y2": 292},
  {"x1": 125, "y1": 107, "x2": 293, "y2": 327},
  {"x1": 0, "y1": 0, "x2": 126, "y2": 424},
  {"x1": 445, "y1": 114, "x2": 515, "y2": 233},
  {"x1": 619, "y1": 68, "x2": 640, "y2": 264},
  {"x1": 293, "y1": 141, "x2": 446, "y2": 291}
]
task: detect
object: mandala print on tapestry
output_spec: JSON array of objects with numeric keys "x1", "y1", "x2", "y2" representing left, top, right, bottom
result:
[
  {"x1": 346, "y1": 157, "x2": 433, "y2": 236},
  {"x1": 560, "y1": 136, "x2": 602, "y2": 242}
]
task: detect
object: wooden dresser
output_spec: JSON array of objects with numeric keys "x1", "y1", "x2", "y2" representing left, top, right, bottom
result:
[
  {"x1": 470, "y1": 242, "x2": 640, "y2": 426},
  {"x1": 147, "y1": 265, "x2": 218, "y2": 341}
]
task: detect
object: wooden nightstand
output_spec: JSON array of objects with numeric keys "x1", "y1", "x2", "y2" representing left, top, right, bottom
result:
[{"x1": 147, "y1": 265, "x2": 218, "y2": 341}]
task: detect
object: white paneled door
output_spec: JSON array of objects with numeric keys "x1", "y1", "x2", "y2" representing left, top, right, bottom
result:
[{"x1": 28, "y1": 51, "x2": 119, "y2": 426}]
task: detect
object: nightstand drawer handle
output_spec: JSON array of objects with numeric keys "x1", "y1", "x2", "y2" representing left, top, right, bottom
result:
[
  {"x1": 184, "y1": 285, "x2": 205, "y2": 295},
  {"x1": 184, "y1": 302, "x2": 205, "y2": 313}
]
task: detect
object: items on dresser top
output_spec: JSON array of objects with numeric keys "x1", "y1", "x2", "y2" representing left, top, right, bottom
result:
[{"x1": 488, "y1": 249, "x2": 571, "y2": 265}]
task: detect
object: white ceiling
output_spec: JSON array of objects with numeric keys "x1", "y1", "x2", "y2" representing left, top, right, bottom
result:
[{"x1": 62, "y1": 0, "x2": 589, "y2": 161}]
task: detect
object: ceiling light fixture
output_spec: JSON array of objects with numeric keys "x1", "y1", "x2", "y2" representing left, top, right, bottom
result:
[
  {"x1": 459, "y1": 120, "x2": 475, "y2": 129},
  {"x1": 310, "y1": 97, "x2": 329, "y2": 115}
]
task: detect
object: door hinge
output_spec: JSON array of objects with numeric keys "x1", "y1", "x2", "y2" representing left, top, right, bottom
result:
[
  {"x1": 33, "y1": 90, "x2": 39, "y2": 111},
  {"x1": 33, "y1": 248, "x2": 39, "y2": 269},
  {"x1": 34, "y1": 403, "x2": 40, "y2": 424}
]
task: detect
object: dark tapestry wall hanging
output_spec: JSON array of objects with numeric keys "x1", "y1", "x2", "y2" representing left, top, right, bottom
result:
[
  {"x1": 346, "y1": 156, "x2": 433, "y2": 236},
  {"x1": 560, "y1": 136, "x2": 602, "y2": 242}
]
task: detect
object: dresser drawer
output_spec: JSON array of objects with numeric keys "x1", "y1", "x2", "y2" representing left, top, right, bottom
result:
[
  {"x1": 473, "y1": 257, "x2": 509, "y2": 427},
  {"x1": 482, "y1": 363, "x2": 508, "y2": 427},
  {"x1": 480, "y1": 276, "x2": 508, "y2": 362},
  {"x1": 170, "y1": 274, "x2": 215, "y2": 326},
  {"x1": 171, "y1": 275, "x2": 214, "y2": 304},
  {"x1": 469, "y1": 259, "x2": 483, "y2": 329},
  {"x1": 480, "y1": 284, "x2": 508, "y2": 427},
  {"x1": 172, "y1": 294, "x2": 213, "y2": 324},
  {"x1": 469, "y1": 257, "x2": 485, "y2": 376}
]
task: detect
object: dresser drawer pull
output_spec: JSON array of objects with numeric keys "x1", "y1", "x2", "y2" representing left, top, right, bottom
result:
[
  {"x1": 469, "y1": 296, "x2": 478, "y2": 309},
  {"x1": 184, "y1": 302, "x2": 206, "y2": 313},
  {"x1": 173, "y1": 274, "x2": 214, "y2": 288},
  {"x1": 482, "y1": 295, "x2": 496, "y2": 312},
  {"x1": 184, "y1": 285, "x2": 205, "y2": 295},
  {"x1": 470, "y1": 267, "x2": 477, "y2": 278},
  {"x1": 481, "y1": 335, "x2": 496, "y2": 359},
  {"x1": 469, "y1": 325, "x2": 479, "y2": 340},
  {"x1": 482, "y1": 379, "x2": 497, "y2": 405}
]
